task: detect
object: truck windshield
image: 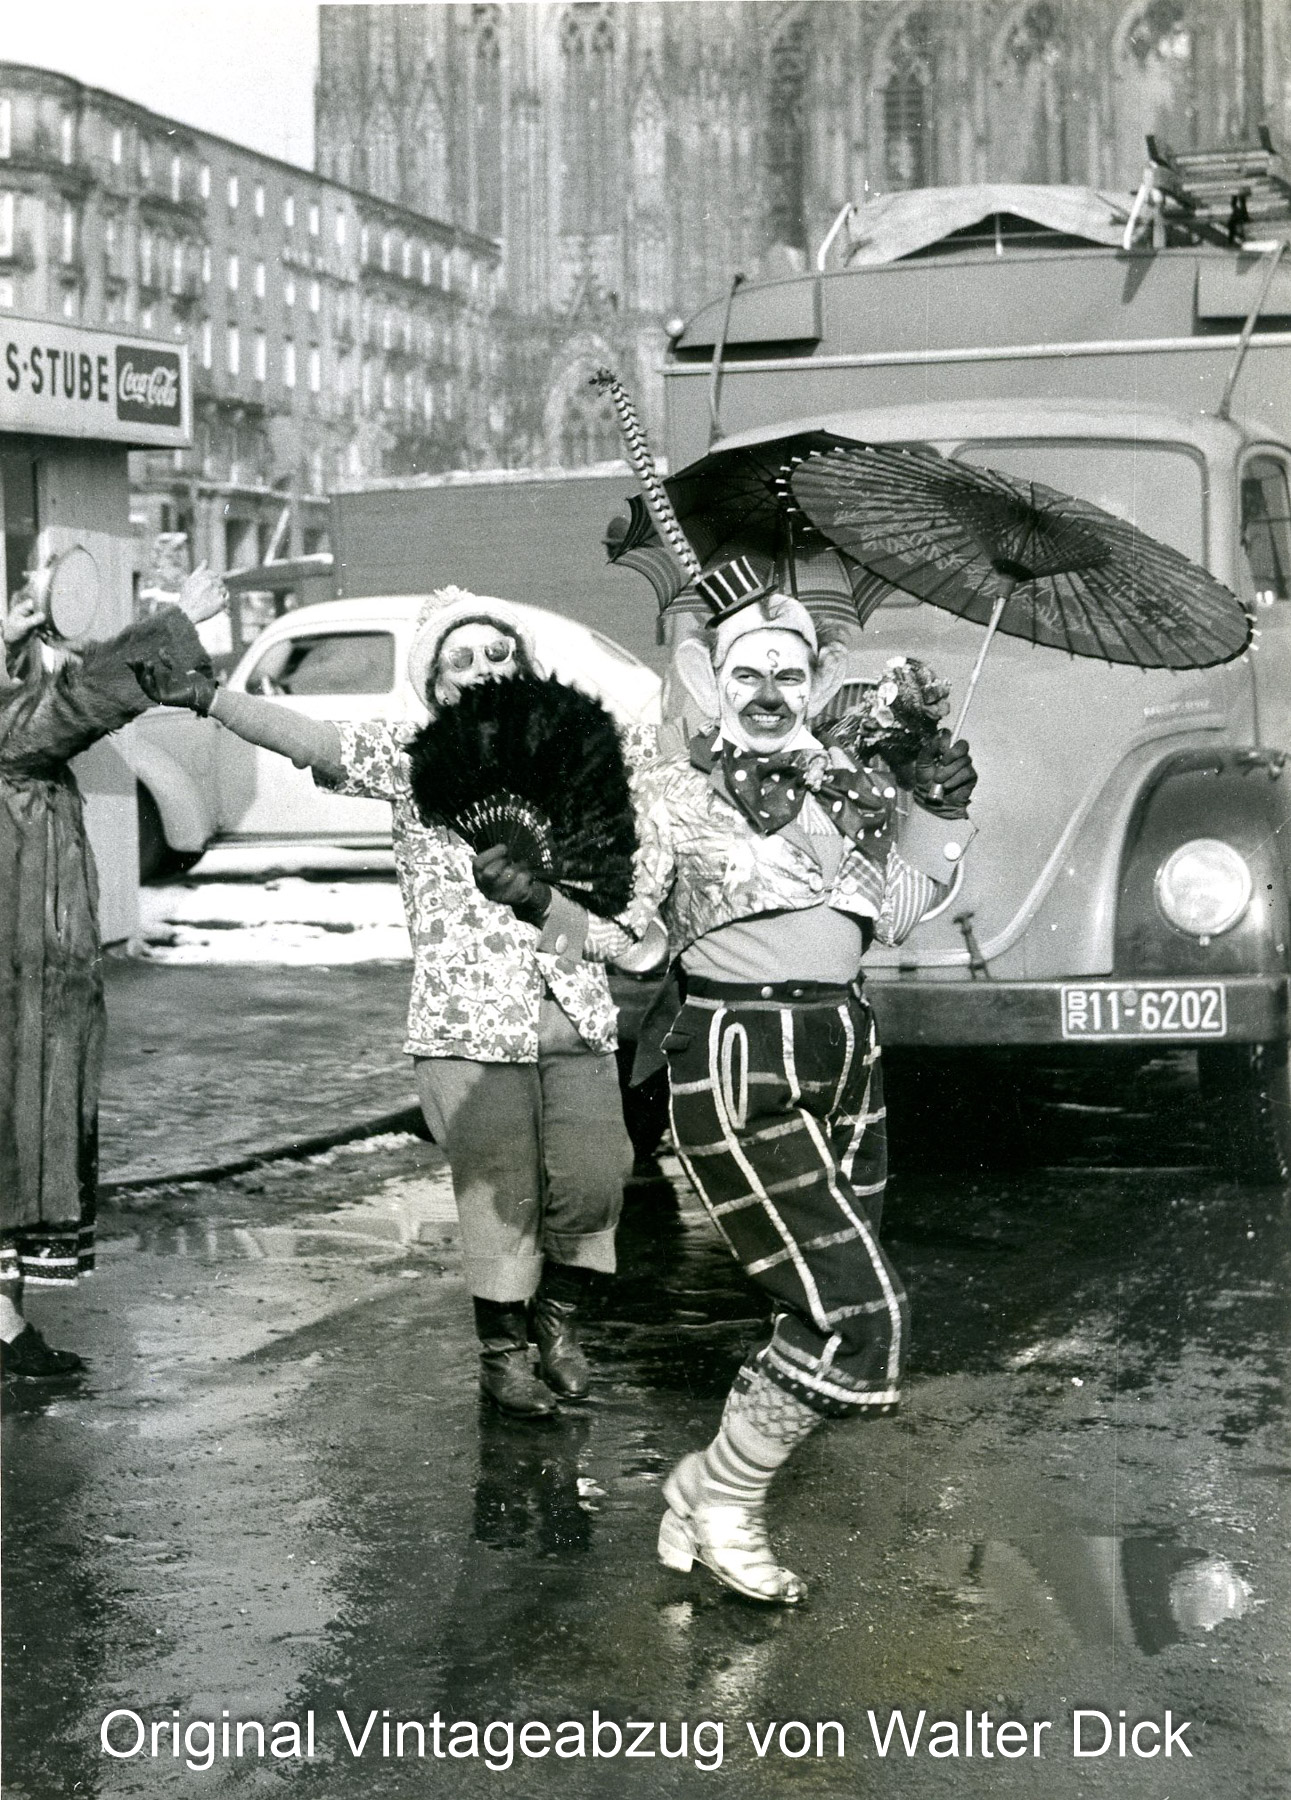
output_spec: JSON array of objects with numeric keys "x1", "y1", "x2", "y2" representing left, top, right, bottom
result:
[{"x1": 955, "y1": 440, "x2": 1206, "y2": 565}]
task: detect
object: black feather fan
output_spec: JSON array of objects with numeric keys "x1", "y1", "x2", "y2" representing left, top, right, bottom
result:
[{"x1": 407, "y1": 673, "x2": 638, "y2": 918}]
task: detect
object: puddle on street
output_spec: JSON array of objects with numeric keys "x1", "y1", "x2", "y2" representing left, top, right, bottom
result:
[{"x1": 920, "y1": 1529, "x2": 1254, "y2": 1656}]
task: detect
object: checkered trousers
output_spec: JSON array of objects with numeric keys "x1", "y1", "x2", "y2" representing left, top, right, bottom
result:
[{"x1": 664, "y1": 984, "x2": 907, "y2": 1417}]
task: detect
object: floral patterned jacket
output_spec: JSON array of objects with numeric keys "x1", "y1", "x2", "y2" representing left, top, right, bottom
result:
[
  {"x1": 318, "y1": 719, "x2": 655, "y2": 1062},
  {"x1": 584, "y1": 742, "x2": 974, "y2": 963}
]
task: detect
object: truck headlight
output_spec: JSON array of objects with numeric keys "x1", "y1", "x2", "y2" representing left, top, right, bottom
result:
[{"x1": 1154, "y1": 839, "x2": 1252, "y2": 938}]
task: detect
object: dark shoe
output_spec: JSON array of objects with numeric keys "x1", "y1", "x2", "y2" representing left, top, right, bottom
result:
[
  {"x1": 479, "y1": 1344, "x2": 558, "y2": 1417},
  {"x1": 1, "y1": 1326, "x2": 85, "y2": 1381},
  {"x1": 533, "y1": 1293, "x2": 591, "y2": 1400},
  {"x1": 474, "y1": 1298, "x2": 558, "y2": 1418}
]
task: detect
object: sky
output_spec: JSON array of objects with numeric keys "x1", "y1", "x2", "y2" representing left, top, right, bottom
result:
[{"x1": 5, "y1": 0, "x2": 321, "y2": 168}]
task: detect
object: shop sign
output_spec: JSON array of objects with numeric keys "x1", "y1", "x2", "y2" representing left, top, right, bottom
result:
[{"x1": 1, "y1": 315, "x2": 190, "y2": 447}]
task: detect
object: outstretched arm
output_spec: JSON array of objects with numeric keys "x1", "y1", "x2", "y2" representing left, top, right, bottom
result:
[{"x1": 208, "y1": 689, "x2": 345, "y2": 783}]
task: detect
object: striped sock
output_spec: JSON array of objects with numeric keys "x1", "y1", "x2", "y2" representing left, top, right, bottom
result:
[{"x1": 697, "y1": 1366, "x2": 824, "y2": 1506}]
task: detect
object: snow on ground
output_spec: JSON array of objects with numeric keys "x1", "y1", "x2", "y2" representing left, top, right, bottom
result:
[{"x1": 140, "y1": 845, "x2": 411, "y2": 965}]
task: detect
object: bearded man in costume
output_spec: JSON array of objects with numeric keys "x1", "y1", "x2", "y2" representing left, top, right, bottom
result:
[{"x1": 476, "y1": 551, "x2": 976, "y2": 1601}]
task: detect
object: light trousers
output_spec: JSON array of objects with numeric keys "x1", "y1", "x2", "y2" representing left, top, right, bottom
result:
[{"x1": 414, "y1": 996, "x2": 631, "y2": 1303}]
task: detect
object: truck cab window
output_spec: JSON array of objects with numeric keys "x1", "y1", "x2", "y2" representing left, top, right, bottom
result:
[
  {"x1": 1241, "y1": 456, "x2": 1291, "y2": 606},
  {"x1": 244, "y1": 631, "x2": 395, "y2": 697}
]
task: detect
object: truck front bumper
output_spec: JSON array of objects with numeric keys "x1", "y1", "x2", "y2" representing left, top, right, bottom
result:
[{"x1": 866, "y1": 975, "x2": 1290, "y2": 1048}]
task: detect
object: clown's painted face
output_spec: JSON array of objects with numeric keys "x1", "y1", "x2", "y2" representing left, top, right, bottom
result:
[
  {"x1": 433, "y1": 621, "x2": 519, "y2": 706},
  {"x1": 717, "y1": 626, "x2": 814, "y2": 753}
]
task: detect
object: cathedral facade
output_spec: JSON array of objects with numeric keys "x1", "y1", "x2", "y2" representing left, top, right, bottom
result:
[{"x1": 316, "y1": 0, "x2": 1286, "y2": 468}]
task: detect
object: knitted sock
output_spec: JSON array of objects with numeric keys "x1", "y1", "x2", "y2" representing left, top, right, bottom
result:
[{"x1": 696, "y1": 1365, "x2": 824, "y2": 1506}]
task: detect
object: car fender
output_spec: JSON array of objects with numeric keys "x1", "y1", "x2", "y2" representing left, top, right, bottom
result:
[
  {"x1": 1114, "y1": 747, "x2": 1291, "y2": 977},
  {"x1": 116, "y1": 716, "x2": 219, "y2": 854}
]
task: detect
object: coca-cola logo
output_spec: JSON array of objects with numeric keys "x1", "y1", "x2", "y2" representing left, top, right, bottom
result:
[{"x1": 114, "y1": 346, "x2": 182, "y2": 425}]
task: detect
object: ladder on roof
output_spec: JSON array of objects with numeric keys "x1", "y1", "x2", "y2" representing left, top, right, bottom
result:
[{"x1": 1123, "y1": 127, "x2": 1291, "y2": 249}]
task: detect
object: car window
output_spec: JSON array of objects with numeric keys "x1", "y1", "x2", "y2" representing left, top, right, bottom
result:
[
  {"x1": 1241, "y1": 455, "x2": 1291, "y2": 606},
  {"x1": 955, "y1": 440, "x2": 1206, "y2": 564},
  {"x1": 243, "y1": 631, "x2": 396, "y2": 696}
]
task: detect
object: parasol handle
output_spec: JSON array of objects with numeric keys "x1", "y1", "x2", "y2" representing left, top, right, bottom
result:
[{"x1": 927, "y1": 585, "x2": 1012, "y2": 802}]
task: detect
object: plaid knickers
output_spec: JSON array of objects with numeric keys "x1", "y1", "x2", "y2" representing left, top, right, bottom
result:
[{"x1": 664, "y1": 983, "x2": 908, "y2": 1416}]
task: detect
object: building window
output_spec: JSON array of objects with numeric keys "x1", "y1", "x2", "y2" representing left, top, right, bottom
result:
[
  {"x1": 171, "y1": 240, "x2": 184, "y2": 292},
  {"x1": 61, "y1": 204, "x2": 75, "y2": 264},
  {"x1": 1, "y1": 100, "x2": 14, "y2": 159},
  {"x1": 171, "y1": 153, "x2": 182, "y2": 202},
  {"x1": 254, "y1": 182, "x2": 265, "y2": 218},
  {"x1": 766, "y1": 16, "x2": 809, "y2": 251},
  {"x1": 283, "y1": 340, "x2": 296, "y2": 387},
  {"x1": 309, "y1": 279, "x2": 321, "y2": 313},
  {"x1": 227, "y1": 253, "x2": 239, "y2": 291},
  {"x1": 310, "y1": 449, "x2": 324, "y2": 494},
  {"x1": 560, "y1": 4, "x2": 618, "y2": 233},
  {"x1": 254, "y1": 330, "x2": 267, "y2": 381},
  {"x1": 423, "y1": 384, "x2": 434, "y2": 425},
  {"x1": 60, "y1": 114, "x2": 74, "y2": 165},
  {"x1": 361, "y1": 360, "x2": 371, "y2": 409},
  {"x1": 360, "y1": 225, "x2": 369, "y2": 264},
  {"x1": 254, "y1": 260, "x2": 265, "y2": 299},
  {"x1": 283, "y1": 193, "x2": 295, "y2": 230},
  {"x1": 308, "y1": 202, "x2": 320, "y2": 237},
  {"x1": 335, "y1": 210, "x2": 347, "y2": 247},
  {"x1": 0, "y1": 193, "x2": 14, "y2": 259},
  {"x1": 227, "y1": 325, "x2": 240, "y2": 375},
  {"x1": 472, "y1": 7, "x2": 503, "y2": 235},
  {"x1": 309, "y1": 346, "x2": 321, "y2": 392},
  {"x1": 382, "y1": 370, "x2": 394, "y2": 411},
  {"x1": 111, "y1": 126, "x2": 123, "y2": 166},
  {"x1": 401, "y1": 238, "x2": 412, "y2": 279},
  {"x1": 882, "y1": 14, "x2": 936, "y2": 188},
  {"x1": 382, "y1": 308, "x2": 393, "y2": 351},
  {"x1": 63, "y1": 287, "x2": 79, "y2": 320},
  {"x1": 227, "y1": 173, "x2": 239, "y2": 209},
  {"x1": 284, "y1": 275, "x2": 296, "y2": 307},
  {"x1": 199, "y1": 161, "x2": 210, "y2": 199},
  {"x1": 140, "y1": 231, "x2": 153, "y2": 287},
  {"x1": 140, "y1": 139, "x2": 151, "y2": 182},
  {"x1": 202, "y1": 244, "x2": 211, "y2": 284},
  {"x1": 421, "y1": 245, "x2": 431, "y2": 285},
  {"x1": 381, "y1": 231, "x2": 392, "y2": 272},
  {"x1": 403, "y1": 371, "x2": 414, "y2": 413},
  {"x1": 201, "y1": 318, "x2": 212, "y2": 368}
]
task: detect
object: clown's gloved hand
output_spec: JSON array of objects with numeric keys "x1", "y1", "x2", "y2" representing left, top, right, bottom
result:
[
  {"x1": 128, "y1": 659, "x2": 218, "y2": 715},
  {"x1": 472, "y1": 844, "x2": 552, "y2": 928},
  {"x1": 913, "y1": 730, "x2": 977, "y2": 819}
]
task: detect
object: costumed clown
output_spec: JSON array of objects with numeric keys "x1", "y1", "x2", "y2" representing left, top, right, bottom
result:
[{"x1": 476, "y1": 550, "x2": 977, "y2": 1602}]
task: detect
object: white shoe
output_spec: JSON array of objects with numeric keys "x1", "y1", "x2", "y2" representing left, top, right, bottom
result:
[{"x1": 657, "y1": 1454, "x2": 807, "y2": 1605}]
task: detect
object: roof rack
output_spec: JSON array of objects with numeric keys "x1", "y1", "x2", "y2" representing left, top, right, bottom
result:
[{"x1": 1124, "y1": 127, "x2": 1291, "y2": 249}]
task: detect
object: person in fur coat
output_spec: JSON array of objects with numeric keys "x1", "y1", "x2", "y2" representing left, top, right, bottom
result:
[{"x1": 0, "y1": 566, "x2": 223, "y2": 1380}]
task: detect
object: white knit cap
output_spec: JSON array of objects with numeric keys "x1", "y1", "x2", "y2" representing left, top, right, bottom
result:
[
  {"x1": 711, "y1": 591, "x2": 818, "y2": 667},
  {"x1": 405, "y1": 586, "x2": 541, "y2": 702}
]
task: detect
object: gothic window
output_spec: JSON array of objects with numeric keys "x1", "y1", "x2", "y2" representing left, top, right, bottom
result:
[
  {"x1": 766, "y1": 15, "x2": 809, "y2": 251},
  {"x1": 882, "y1": 14, "x2": 936, "y2": 189},
  {"x1": 560, "y1": 5, "x2": 618, "y2": 234},
  {"x1": 1002, "y1": 1, "x2": 1067, "y2": 182},
  {"x1": 558, "y1": 377, "x2": 619, "y2": 466},
  {"x1": 472, "y1": 7, "x2": 503, "y2": 237},
  {"x1": 1117, "y1": 0, "x2": 1198, "y2": 174}
]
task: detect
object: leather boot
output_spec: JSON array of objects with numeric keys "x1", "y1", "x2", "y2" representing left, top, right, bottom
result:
[
  {"x1": 533, "y1": 1265, "x2": 592, "y2": 1400},
  {"x1": 473, "y1": 1299, "x2": 557, "y2": 1418}
]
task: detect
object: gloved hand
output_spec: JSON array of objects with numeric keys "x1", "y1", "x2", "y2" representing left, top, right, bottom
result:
[
  {"x1": 128, "y1": 659, "x2": 219, "y2": 715},
  {"x1": 913, "y1": 730, "x2": 977, "y2": 819},
  {"x1": 472, "y1": 843, "x2": 552, "y2": 928}
]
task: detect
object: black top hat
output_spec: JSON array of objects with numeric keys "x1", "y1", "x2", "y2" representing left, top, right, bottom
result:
[{"x1": 694, "y1": 552, "x2": 779, "y2": 626}]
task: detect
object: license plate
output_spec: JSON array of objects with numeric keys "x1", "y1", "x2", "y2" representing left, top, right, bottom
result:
[{"x1": 1060, "y1": 982, "x2": 1227, "y2": 1040}]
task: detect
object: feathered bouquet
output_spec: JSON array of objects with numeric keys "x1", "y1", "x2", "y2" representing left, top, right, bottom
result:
[
  {"x1": 821, "y1": 656, "x2": 951, "y2": 769},
  {"x1": 407, "y1": 673, "x2": 638, "y2": 918}
]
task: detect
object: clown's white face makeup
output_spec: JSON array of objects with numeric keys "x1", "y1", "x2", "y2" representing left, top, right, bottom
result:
[
  {"x1": 433, "y1": 622, "x2": 518, "y2": 705},
  {"x1": 717, "y1": 626, "x2": 814, "y2": 753}
]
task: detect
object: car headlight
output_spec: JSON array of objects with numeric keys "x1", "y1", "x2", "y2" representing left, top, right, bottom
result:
[{"x1": 1154, "y1": 839, "x2": 1253, "y2": 938}]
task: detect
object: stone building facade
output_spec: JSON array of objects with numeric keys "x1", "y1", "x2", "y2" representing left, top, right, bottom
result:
[
  {"x1": 315, "y1": 0, "x2": 1287, "y2": 466},
  {"x1": 0, "y1": 60, "x2": 503, "y2": 585}
]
